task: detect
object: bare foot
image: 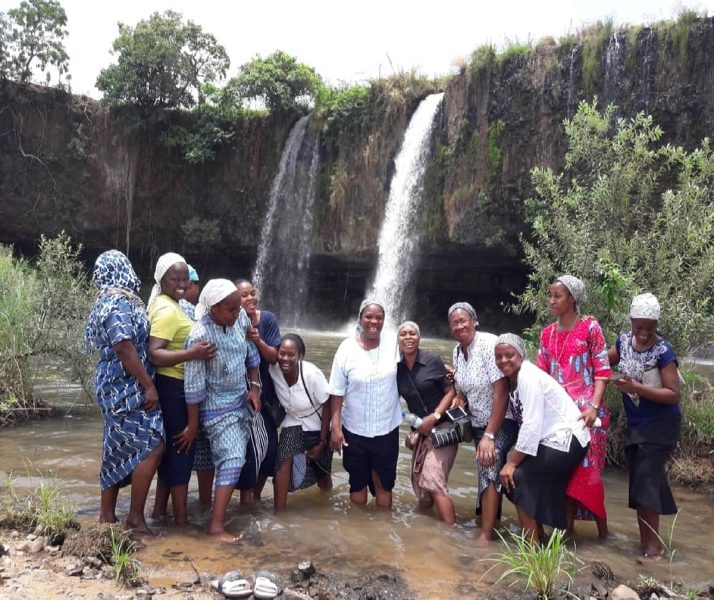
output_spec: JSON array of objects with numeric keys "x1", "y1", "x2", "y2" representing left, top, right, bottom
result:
[
  {"x1": 125, "y1": 519, "x2": 156, "y2": 538},
  {"x1": 99, "y1": 514, "x2": 118, "y2": 524},
  {"x1": 150, "y1": 509, "x2": 167, "y2": 519},
  {"x1": 637, "y1": 552, "x2": 663, "y2": 564},
  {"x1": 207, "y1": 530, "x2": 244, "y2": 543},
  {"x1": 476, "y1": 532, "x2": 496, "y2": 548}
]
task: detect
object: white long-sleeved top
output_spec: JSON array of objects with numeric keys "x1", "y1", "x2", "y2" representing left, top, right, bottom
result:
[{"x1": 510, "y1": 360, "x2": 590, "y2": 456}]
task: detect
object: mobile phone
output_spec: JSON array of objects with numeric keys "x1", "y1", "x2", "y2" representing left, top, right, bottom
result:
[
  {"x1": 609, "y1": 372, "x2": 628, "y2": 381},
  {"x1": 445, "y1": 406, "x2": 469, "y2": 422}
]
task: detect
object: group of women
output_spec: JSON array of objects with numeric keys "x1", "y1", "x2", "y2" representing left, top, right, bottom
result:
[{"x1": 86, "y1": 250, "x2": 681, "y2": 561}]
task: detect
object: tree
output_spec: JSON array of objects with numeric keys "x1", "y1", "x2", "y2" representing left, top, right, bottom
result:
[
  {"x1": 231, "y1": 50, "x2": 321, "y2": 113},
  {"x1": 0, "y1": 0, "x2": 69, "y2": 83},
  {"x1": 514, "y1": 100, "x2": 714, "y2": 353},
  {"x1": 96, "y1": 10, "x2": 229, "y2": 109}
]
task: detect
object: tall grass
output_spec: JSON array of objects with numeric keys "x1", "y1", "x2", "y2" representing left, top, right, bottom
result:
[
  {"x1": 105, "y1": 527, "x2": 140, "y2": 585},
  {"x1": 484, "y1": 529, "x2": 582, "y2": 599}
]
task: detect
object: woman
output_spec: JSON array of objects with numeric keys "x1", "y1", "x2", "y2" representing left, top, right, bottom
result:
[
  {"x1": 537, "y1": 275, "x2": 611, "y2": 538},
  {"x1": 184, "y1": 279, "x2": 262, "y2": 541},
  {"x1": 608, "y1": 293, "x2": 681, "y2": 562},
  {"x1": 495, "y1": 334, "x2": 590, "y2": 541},
  {"x1": 449, "y1": 302, "x2": 517, "y2": 545},
  {"x1": 84, "y1": 250, "x2": 165, "y2": 536},
  {"x1": 329, "y1": 300, "x2": 401, "y2": 508},
  {"x1": 179, "y1": 264, "x2": 200, "y2": 321},
  {"x1": 233, "y1": 278, "x2": 282, "y2": 504},
  {"x1": 397, "y1": 321, "x2": 457, "y2": 524},
  {"x1": 147, "y1": 252, "x2": 216, "y2": 525},
  {"x1": 270, "y1": 333, "x2": 333, "y2": 509}
]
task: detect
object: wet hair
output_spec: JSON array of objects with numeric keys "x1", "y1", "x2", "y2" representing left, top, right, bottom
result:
[{"x1": 280, "y1": 333, "x2": 306, "y2": 358}]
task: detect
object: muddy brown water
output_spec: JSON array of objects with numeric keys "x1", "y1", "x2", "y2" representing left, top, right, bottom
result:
[{"x1": 2, "y1": 332, "x2": 713, "y2": 596}]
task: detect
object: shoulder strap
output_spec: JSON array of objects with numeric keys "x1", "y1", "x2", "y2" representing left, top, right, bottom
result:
[
  {"x1": 299, "y1": 361, "x2": 322, "y2": 419},
  {"x1": 405, "y1": 366, "x2": 430, "y2": 415}
]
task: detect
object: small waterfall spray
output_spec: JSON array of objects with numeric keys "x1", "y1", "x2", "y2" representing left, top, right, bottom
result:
[
  {"x1": 603, "y1": 33, "x2": 622, "y2": 105},
  {"x1": 567, "y1": 45, "x2": 578, "y2": 117},
  {"x1": 368, "y1": 92, "x2": 444, "y2": 328},
  {"x1": 252, "y1": 115, "x2": 320, "y2": 326},
  {"x1": 640, "y1": 28, "x2": 655, "y2": 113}
]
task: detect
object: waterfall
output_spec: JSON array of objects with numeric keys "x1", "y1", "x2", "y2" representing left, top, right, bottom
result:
[
  {"x1": 567, "y1": 45, "x2": 578, "y2": 117},
  {"x1": 252, "y1": 115, "x2": 320, "y2": 326},
  {"x1": 367, "y1": 92, "x2": 444, "y2": 328},
  {"x1": 603, "y1": 33, "x2": 622, "y2": 105}
]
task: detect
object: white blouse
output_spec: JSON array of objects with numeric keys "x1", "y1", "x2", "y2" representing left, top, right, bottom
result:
[
  {"x1": 328, "y1": 332, "x2": 401, "y2": 437},
  {"x1": 510, "y1": 361, "x2": 590, "y2": 456},
  {"x1": 453, "y1": 331, "x2": 513, "y2": 427},
  {"x1": 270, "y1": 360, "x2": 329, "y2": 432}
]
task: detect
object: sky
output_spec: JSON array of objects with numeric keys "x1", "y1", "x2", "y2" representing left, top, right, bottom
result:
[{"x1": 1, "y1": 0, "x2": 712, "y2": 98}]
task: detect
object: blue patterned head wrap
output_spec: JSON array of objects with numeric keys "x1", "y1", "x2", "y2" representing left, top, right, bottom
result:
[
  {"x1": 187, "y1": 264, "x2": 199, "y2": 282},
  {"x1": 92, "y1": 249, "x2": 141, "y2": 295},
  {"x1": 85, "y1": 250, "x2": 144, "y2": 353}
]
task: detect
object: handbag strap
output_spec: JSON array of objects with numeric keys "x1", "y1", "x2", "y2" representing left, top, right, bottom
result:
[
  {"x1": 299, "y1": 361, "x2": 322, "y2": 420},
  {"x1": 405, "y1": 366, "x2": 430, "y2": 416}
]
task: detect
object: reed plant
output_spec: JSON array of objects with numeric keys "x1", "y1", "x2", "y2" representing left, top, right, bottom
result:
[
  {"x1": 106, "y1": 527, "x2": 140, "y2": 585},
  {"x1": 484, "y1": 529, "x2": 581, "y2": 599},
  {"x1": 2, "y1": 468, "x2": 77, "y2": 545}
]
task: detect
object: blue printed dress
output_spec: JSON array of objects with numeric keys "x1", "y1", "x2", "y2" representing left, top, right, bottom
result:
[
  {"x1": 85, "y1": 250, "x2": 164, "y2": 490},
  {"x1": 184, "y1": 309, "x2": 261, "y2": 487}
]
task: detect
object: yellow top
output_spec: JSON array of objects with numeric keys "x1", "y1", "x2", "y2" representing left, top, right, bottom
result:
[{"x1": 148, "y1": 294, "x2": 193, "y2": 380}]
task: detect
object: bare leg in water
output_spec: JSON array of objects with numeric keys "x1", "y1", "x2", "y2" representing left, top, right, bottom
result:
[{"x1": 126, "y1": 442, "x2": 165, "y2": 536}]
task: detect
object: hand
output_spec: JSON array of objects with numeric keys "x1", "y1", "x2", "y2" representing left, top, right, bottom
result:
[
  {"x1": 417, "y1": 414, "x2": 436, "y2": 435},
  {"x1": 246, "y1": 326, "x2": 260, "y2": 344},
  {"x1": 307, "y1": 442, "x2": 324, "y2": 461},
  {"x1": 190, "y1": 341, "x2": 217, "y2": 361},
  {"x1": 451, "y1": 394, "x2": 466, "y2": 409},
  {"x1": 173, "y1": 423, "x2": 198, "y2": 454},
  {"x1": 330, "y1": 427, "x2": 348, "y2": 454},
  {"x1": 610, "y1": 376, "x2": 638, "y2": 395},
  {"x1": 247, "y1": 388, "x2": 261, "y2": 414},
  {"x1": 500, "y1": 462, "x2": 517, "y2": 493},
  {"x1": 476, "y1": 436, "x2": 497, "y2": 467},
  {"x1": 579, "y1": 404, "x2": 599, "y2": 427},
  {"x1": 143, "y1": 384, "x2": 159, "y2": 412},
  {"x1": 444, "y1": 364, "x2": 455, "y2": 384}
]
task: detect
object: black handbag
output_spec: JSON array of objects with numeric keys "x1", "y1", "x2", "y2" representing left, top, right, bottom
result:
[{"x1": 406, "y1": 370, "x2": 463, "y2": 448}]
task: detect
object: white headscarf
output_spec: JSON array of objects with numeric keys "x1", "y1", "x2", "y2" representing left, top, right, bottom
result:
[
  {"x1": 496, "y1": 333, "x2": 528, "y2": 360},
  {"x1": 147, "y1": 252, "x2": 187, "y2": 310},
  {"x1": 195, "y1": 279, "x2": 238, "y2": 320},
  {"x1": 630, "y1": 292, "x2": 661, "y2": 320}
]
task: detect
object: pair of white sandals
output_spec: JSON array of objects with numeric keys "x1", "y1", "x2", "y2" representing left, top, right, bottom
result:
[{"x1": 212, "y1": 570, "x2": 281, "y2": 599}]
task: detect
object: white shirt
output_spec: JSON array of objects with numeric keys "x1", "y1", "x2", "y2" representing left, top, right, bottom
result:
[
  {"x1": 453, "y1": 332, "x2": 514, "y2": 427},
  {"x1": 328, "y1": 333, "x2": 401, "y2": 437},
  {"x1": 510, "y1": 360, "x2": 590, "y2": 456},
  {"x1": 269, "y1": 360, "x2": 329, "y2": 432}
]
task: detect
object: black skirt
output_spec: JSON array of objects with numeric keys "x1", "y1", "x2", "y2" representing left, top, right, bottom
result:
[
  {"x1": 507, "y1": 437, "x2": 587, "y2": 529},
  {"x1": 626, "y1": 416, "x2": 681, "y2": 515}
]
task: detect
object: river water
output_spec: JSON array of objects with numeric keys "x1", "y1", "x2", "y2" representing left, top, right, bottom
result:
[{"x1": 1, "y1": 332, "x2": 713, "y2": 596}]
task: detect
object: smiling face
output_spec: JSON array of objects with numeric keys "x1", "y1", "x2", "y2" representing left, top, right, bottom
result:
[
  {"x1": 236, "y1": 281, "x2": 258, "y2": 316},
  {"x1": 398, "y1": 324, "x2": 420, "y2": 357},
  {"x1": 631, "y1": 317, "x2": 658, "y2": 348},
  {"x1": 448, "y1": 308, "x2": 477, "y2": 346},
  {"x1": 548, "y1": 282, "x2": 576, "y2": 318},
  {"x1": 359, "y1": 304, "x2": 385, "y2": 341},
  {"x1": 278, "y1": 338, "x2": 301, "y2": 376},
  {"x1": 160, "y1": 263, "x2": 189, "y2": 301},
  {"x1": 210, "y1": 291, "x2": 241, "y2": 327},
  {"x1": 495, "y1": 343, "x2": 523, "y2": 379}
]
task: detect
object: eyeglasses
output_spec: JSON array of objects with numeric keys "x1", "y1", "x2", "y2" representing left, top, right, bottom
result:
[{"x1": 449, "y1": 318, "x2": 473, "y2": 330}]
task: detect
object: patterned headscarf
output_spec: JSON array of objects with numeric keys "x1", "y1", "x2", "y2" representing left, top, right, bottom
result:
[
  {"x1": 397, "y1": 320, "x2": 421, "y2": 337},
  {"x1": 447, "y1": 302, "x2": 478, "y2": 325},
  {"x1": 85, "y1": 250, "x2": 144, "y2": 352},
  {"x1": 147, "y1": 252, "x2": 187, "y2": 310},
  {"x1": 187, "y1": 264, "x2": 199, "y2": 282},
  {"x1": 630, "y1": 293, "x2": 660, "y2": 320},
  {"x1": 555, "y1": 275, "x2": 587, "y2": 312},
  {"x1": 496, "y1": 333, "x2": 527, "y2": 360},
  {"x1": 195, "y1": 279, "x2": 238, "y2": 320}
]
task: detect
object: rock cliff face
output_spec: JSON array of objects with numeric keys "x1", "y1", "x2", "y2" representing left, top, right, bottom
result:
[{"x1": 1, "y1": 18, "x2": 712, "y2": 331}]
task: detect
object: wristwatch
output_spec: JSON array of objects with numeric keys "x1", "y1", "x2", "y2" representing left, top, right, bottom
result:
[
  {"x1": 433, "y1": 410, "x2": 442, "y2": 421},
  {"x1": 483, "y1": 431, "x2": 496, "y2": 441}
]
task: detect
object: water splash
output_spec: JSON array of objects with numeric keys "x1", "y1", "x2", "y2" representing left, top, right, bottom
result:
[
  {"x1": 603, "y1": 33, "x2": 622, "y2": 105},
  {"x1": 368, "y1": 92, "x2": 444, "y2": 329},
  {"x1": 252, "y1": 115, "x2": 320, "y2": 326}
]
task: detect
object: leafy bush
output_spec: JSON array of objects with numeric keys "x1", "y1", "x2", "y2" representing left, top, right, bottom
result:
[
  {"x1": 513, "y1": 100, "x2": 714, "y2": 355},
  {"x1": 0, "y1": 233, "x2": 94, "y2": 424}
]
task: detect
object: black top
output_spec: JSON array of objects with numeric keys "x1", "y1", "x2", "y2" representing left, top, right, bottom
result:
[{"x1": 397, "y1": 349, "x2": 450, "y2": 419}]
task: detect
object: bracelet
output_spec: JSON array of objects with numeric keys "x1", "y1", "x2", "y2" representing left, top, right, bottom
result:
[
  {"x1": 483, "y1": 431, "x2": 496, "y2": 441},
  {"x1": 250, "y1": 380, "x2": 262, "y2": 390},
  {"x1": 587, "y1": 401, "x2": 600, "y2": 410}
]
